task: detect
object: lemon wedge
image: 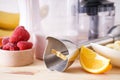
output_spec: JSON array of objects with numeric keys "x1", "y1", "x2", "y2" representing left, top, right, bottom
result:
[{"x1": 79, "y1": 46, "x2": 112, "y2": 74}]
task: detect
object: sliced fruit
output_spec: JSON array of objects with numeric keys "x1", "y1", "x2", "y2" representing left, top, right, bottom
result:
[
  {"x1": 106, "y1": 41, "x2": 120, "y2": 51},
  {"x1": 0, "y1": 29, "x2": 13, "y2": 37},
  {"x1": 0, "y1": 11, "x2": 19, "y2": 30},
  {"x1": 79, "y1": 46, "x2": 112, "y2": 74},
  {"x1": 91, "y1": 43, "x2": 120, "y2": 67},
  {"x1": 113, "y1": 41, "x2": 120, "y2": 51},
  {"x1": 0, "y1": 37, "x2": 3, "y2": 47}
]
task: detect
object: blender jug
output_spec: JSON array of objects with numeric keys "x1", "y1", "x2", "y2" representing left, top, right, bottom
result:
[
  {"x1": 18, "y1": 0, "x2": 46, "y2": 60},
  {"x1": 40, "y1": 0, "x2": 79, "y2": 42},
  {"x1": 77, "y1": 0, "x2": 115, "y2": 40}
]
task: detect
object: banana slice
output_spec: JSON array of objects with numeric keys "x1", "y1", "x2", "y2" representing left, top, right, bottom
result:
[
  {"x1": 0, "y1": 11, "x2": 19, "y2": 30},
  {"x1": 114, "y1": 41, "x2": 120, "y2": 51},
  {"x1": 106, "y1": 41, "x2": 120, "y2": 51},
  {"x1": 91, "y1": 43, "x2": 120, "y2": 67}
]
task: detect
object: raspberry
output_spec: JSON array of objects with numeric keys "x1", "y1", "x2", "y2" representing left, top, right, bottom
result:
[
  {"x1": 17, "y1": 41, "x2": 33, "y2": 50},
  {"x1": 2, "y1": 37, "x2": 9, "y2": 46},
  {"x1": 2, "y1": 42, "x2": 19, "y2": 51},
  {"x1": 9, "y1": 26, "x2": 30, "y2": 43}
]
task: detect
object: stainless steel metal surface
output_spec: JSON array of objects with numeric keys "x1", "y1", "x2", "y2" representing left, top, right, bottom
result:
[
  {"x1": 78, "y1": 0, "x2": 115, "y2": 40},
  {"x1": 44, "y1": 25, "x2": 120, "y2": 72},
  {"x1": 88, "y1": 15, "x2": 99, "y2": 39},
  {"x1": 78, "y1": 25, "x2": 120, "y2": 47},
  {"x1": 78, "y1": 36, "x2": 113, "y2": 47},
  {"x1": 44, "y1": 37, "x2": 79, "y2": 72}
]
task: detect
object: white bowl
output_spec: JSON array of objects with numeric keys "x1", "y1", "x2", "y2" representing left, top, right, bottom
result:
[
  {"x1": 0, "y1": 34, "x2": 36, "y2": 67},
  {"x1": 0, "y1": 48, "x2": 35, "y2": 67}
]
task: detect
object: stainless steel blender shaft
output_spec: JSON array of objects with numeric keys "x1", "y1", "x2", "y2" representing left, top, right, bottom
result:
[
  {"x1": 88, "y1": 15, "x2": 99, "y2": 40},
  {"x1": 78, "y1": 25, "x2": 120, "y2": 47},
  {"x1": 44, "y1": 25, "x2": 120, "y2": 72}
]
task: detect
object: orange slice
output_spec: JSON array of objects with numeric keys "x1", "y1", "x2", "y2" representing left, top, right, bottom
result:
[
  {"x1": 0, "y1": 37, "x2": 3, "y2": 47},
  {"x1": 79, "y1": 46, "x2": 112, "y2": 74}
]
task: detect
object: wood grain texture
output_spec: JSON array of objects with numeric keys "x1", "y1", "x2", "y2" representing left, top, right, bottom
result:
[{"x1": 0, "y1": 59, "x2": 119, "y2": 80}]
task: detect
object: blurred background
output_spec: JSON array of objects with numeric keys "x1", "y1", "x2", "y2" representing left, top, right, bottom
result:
[{"x1": 0, "y1": 0, "x2": 120, "y2": 40}]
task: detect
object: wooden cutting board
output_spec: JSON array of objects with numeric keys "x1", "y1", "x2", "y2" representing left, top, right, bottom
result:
[{"x1": 0, "y1": 59, "x2": 120, "y2": 80}]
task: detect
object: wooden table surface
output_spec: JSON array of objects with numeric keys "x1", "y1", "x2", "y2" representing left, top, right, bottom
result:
[{"x1": 0, "y1": 59, "x2": 120, "y2": 80}]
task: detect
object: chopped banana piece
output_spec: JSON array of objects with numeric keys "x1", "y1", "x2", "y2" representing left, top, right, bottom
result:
[
  {"x1": 106, "y1": 44, "x2": 114, "y2": 49},
  {"x1": 106, "y1": 41, "x2": 120, "y2": 51}
]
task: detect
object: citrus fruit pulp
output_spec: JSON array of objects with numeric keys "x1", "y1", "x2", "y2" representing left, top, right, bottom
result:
[{"x1": 79, "y1": 46, "x2": 112, "y2": 74}]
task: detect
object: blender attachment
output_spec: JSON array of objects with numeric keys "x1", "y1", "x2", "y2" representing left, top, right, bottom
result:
[
  {"x1": 44, "y1": 37, "x2": 79, "y2": 72},
  {"x1": 44, "y1": 25, "x2": 120, "y2": 72},
  {"x1": 78, "y1": 0, "x2": 115, "y2": 40}
]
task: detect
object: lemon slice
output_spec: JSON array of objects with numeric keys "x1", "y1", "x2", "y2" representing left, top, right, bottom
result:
[{"x1": 79, "y1": 46, "x2": 112, "y2": 74}]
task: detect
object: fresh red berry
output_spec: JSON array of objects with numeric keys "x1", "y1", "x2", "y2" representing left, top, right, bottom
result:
[
  {"x1": 2, "y1": 37, "x2": 9, "y2": 46},
  {"x1": 9, "y1": 26, "x2": 30, "y2": 43},
  {"x1": 17, "y1": 41, "x2": 33, "y2": 50},
  {"x1": 2, "y1": 42, "x2": 19, "y2": 51}
]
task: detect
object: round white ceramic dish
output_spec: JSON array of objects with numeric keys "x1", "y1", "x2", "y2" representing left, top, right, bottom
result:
[
  {"x1": 0, "y1": 48, "x2": 35, "y2": 67},
  {"x1": 0, "y1": 34, "x2": 36, "y2": 67}
]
